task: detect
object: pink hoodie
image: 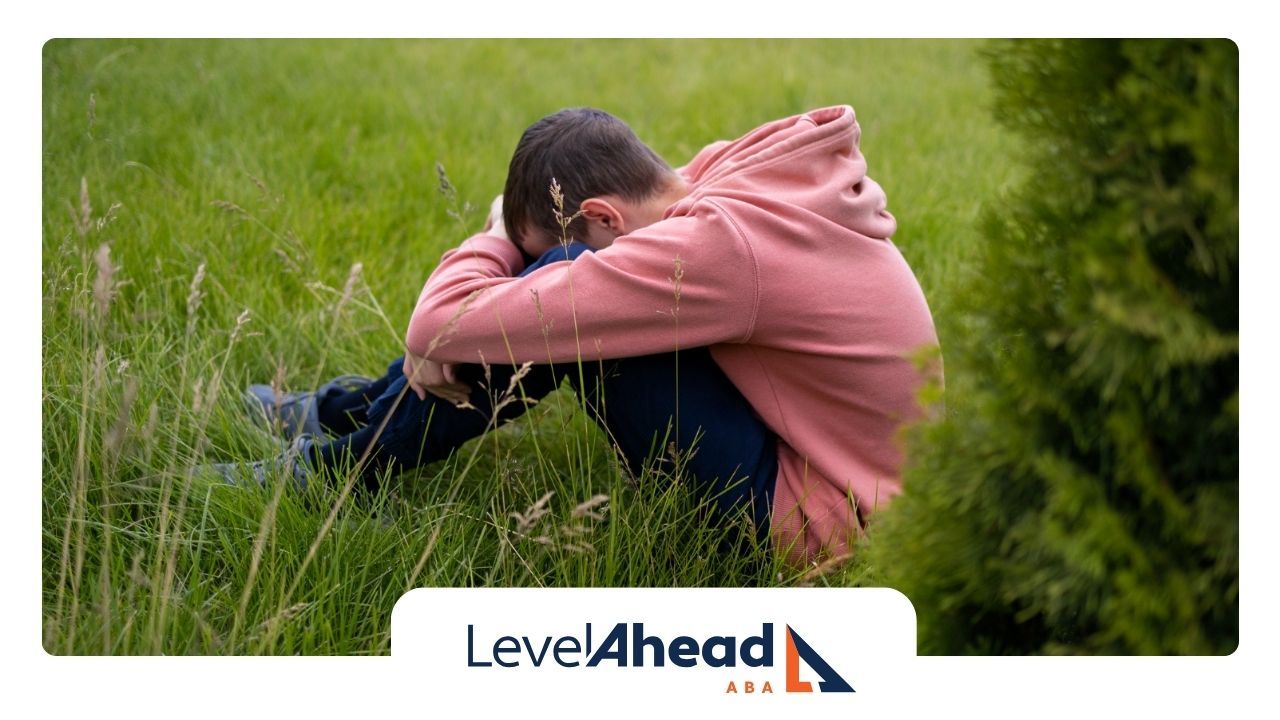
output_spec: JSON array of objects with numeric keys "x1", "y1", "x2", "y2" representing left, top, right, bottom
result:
[{"x1": 407, "y1": 106, "x2": 940, "y2": 567}]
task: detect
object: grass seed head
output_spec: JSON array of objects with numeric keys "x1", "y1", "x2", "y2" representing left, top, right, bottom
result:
[
  {"x1": 186, "y1": 263, "x2": 207, "y2": 322},
  {"x1": 230, "y1": 308, "x2": 252, "y2": 344},
  {"x1": 335, "y1": 262, "x2": 363, "y2": 318},
  {"x1": 96, "y1": 202, "x2": 123, "y2": 232},
  {"x1": 510, "y1": 490, "x2": 555, "y2": 534},
  {"x1": 92, "y1": 243, "x2": 115, "y2": 320},
  {"x1": 104, "y1": 375, "x2": 139, "y2": 457},
  {"x1": 77, "y1": 177, "x2": 92, "y2": 237},
  {"x1": 571, "y1": 493, "x2": 610, "y2": 521},
  {"x1": 211, "y1": 199, "x2": 247, "y2": 216},
  {"x1": 550, "y1": 177, "x2": 584, "y2": 245},
  {"x1": 140, "y1": 401, "x2": 159, "y2": 442}
]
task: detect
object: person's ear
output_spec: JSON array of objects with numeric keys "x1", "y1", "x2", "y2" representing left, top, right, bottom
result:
[{"x1": 579, "y1": 197, "x2": 627, "y2": 237}]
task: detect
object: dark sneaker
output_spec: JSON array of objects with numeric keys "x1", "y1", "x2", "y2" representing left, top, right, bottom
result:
[
  {"x1": 204, "y1": 434, "x2": 319, "y2": 491},
  {"x1": 244, "y1": 374, "x2": 373, "y2": 438}
]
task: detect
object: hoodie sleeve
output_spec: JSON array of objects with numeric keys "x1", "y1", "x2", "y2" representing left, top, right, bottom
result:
[{"x1": 405, "y1": 202, "x2": 759, "y2": 365}]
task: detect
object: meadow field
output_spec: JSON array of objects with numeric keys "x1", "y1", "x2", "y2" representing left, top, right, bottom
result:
[{"x1": 42, "y1": 39, "x2": 1020, "y2": 654}]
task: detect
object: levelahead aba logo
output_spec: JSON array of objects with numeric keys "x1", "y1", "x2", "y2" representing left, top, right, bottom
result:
[{"x1": 466, "y1": 621, "x2": 853, "y2": 694}]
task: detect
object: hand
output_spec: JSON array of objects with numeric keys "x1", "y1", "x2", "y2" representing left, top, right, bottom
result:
[
  {"x1": 483, "y1": 195, "x2": 509, "y2": 239},
  {"x1": 402, "y1": 351, "x2": 471, "y2": 405}
]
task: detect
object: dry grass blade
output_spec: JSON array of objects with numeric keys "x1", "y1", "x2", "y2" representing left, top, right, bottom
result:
[
  {"x1": 103, "y1": 375, "x2": 138, "y2": 459},
  {"x1": 233, "y1": 461, "x2": 293, "y2": 648},
  {"x1": 247, "y1": 602, "x2": 311, "y2": 645},
  {"x1": 795, "y1": 552, "x2": 854, "y2": 586},
  {"x1": 669, "y1": 255, "x2": 684, "y2": 308},
  {"x1": 424, "y1": 288, "x2": 483, "y2": 356}
]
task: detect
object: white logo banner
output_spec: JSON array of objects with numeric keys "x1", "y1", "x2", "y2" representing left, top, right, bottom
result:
[{"x1": 392, "y1": 587, "x2": 916, "y2": 714}]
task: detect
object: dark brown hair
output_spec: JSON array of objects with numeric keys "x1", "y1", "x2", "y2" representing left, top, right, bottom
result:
[{"x1": 503, "y1": 108, "x2": 673, "y2": 244}]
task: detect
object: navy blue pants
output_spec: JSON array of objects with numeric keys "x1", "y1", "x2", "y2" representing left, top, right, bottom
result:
[{"x1": 312, "y1": 243, "x2": 777, "y2": 534}]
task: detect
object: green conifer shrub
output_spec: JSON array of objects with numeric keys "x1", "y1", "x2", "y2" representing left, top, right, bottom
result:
[{"x1": 871, "y1": 39, "x2": 1238, "y2": 654}]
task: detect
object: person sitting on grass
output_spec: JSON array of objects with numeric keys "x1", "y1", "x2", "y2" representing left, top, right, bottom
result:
[{"x1": 214, "y1": 105, "x2": 940, "y2": 567}]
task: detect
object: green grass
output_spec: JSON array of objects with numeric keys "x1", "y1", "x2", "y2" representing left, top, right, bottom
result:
[{"x1": 42, "y1": 39, "x2": 1019, "y2": 655}]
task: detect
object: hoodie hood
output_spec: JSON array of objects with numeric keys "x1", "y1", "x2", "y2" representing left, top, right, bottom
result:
[{"x1": 671, "y1": 105, "x2": 898, "y2": 242}]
